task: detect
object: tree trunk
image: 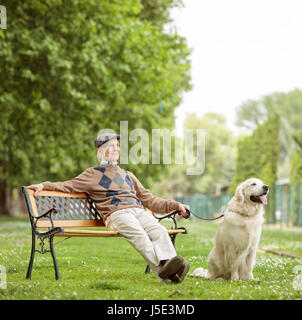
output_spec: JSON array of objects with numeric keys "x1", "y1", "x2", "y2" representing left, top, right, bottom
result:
[
  {"x1": 0, "y1": 181, "x2": 14, "y2": 216},
  {"x1": 18, "y1": 188, "x2": 27, "y2": 215}
]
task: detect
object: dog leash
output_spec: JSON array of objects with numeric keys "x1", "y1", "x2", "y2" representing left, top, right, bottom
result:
[
  {"x1": 183, "y1": 209, "x2": 225, "y2": 221},
  {"x1": 154, "y1": 209, "x2": 224, "y2": 222}
]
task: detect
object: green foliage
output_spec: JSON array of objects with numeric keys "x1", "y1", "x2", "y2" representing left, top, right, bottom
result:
[
  {"x1": 290, "y1": 131, "x2": 302, "y2": 184},
  {"x1": 235, "y1": 89, "x2": 302, "y2": 180},
  {"x1": 0, "y1": 0, "x2": 191, "y2": 196},
  {"x1": 139, "y1": 0, "x2": 184, "y2": 27},
  {"x1": 231, "y1": 115, "x2": 280, "y2": 190},
  {"x1": 153, "y1": 113, "x2": 237, "y2": 197},
  {"x1": 236, "y1": 89, "x2": 302, "y2": 134},
  {"x1": 230, "y1": 115, "x2": 280, "y2": 223},
  {"x1": 184, "y1": 113, "x2": 237, "y2": 195},
  {"x1": 290, "y1": 131, "x2": 302, "y2": 225}
]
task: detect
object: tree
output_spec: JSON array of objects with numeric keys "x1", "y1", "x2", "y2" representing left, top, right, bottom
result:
[
  {"x1": 153, "y1": 113, "x2": 237, "y2": 197},
  {"x1": 235, "y1": 89, "x2": 302, "y2": 180},
  {"x1": 290, "y1": 130, "x2": 302, "y2": 225},
  {"x1": 139, "y1": 0, "x2": 184, "y2": 27},
  {"x1": 184, "y1": 113, "x2": 237, "y2": 195},
  {"x1": 291, "y1": 132, "x2": 302, "y2": 183},
  {"x1": 0, "y1": 0, "x2": 191, "y2": 215}
]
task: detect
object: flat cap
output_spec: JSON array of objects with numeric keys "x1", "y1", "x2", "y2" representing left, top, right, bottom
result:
[{"x1": 94, "y1": 132, "x2": 120, "y2": 148}]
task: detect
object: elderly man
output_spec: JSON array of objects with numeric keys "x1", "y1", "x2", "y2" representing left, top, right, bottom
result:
[{"x1": 28, "y1": 132, "x2": 190, "y2": 283}]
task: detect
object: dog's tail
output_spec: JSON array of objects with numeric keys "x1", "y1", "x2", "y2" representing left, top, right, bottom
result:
[{"x1": 190, "y1": 267, "x2": 209, "y2": 278}]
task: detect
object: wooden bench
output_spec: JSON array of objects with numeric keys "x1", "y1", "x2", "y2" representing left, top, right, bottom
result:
[{"x1": 21, "y1": 187, "x2": 189, "y2": 280}]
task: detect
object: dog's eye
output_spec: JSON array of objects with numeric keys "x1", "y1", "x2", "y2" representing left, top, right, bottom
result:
[{"x1": 251, "y1": 183, "x2": 256, "y2": 186}]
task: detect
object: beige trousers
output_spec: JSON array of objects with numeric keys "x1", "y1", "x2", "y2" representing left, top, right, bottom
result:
[{"x1": 105, "y1": 207, "x2": 177, "y2": 278}]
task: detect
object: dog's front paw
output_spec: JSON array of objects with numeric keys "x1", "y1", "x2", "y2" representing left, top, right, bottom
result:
[
  {"x1": 190, "y1": 267, "x2": 208, "y2": 278},
  {"x1": 243, "y1": 273, "x2": 254, "y2": 280},
  {"x1": 231, "y1": 272, "x2": 239, "y2": 281}
]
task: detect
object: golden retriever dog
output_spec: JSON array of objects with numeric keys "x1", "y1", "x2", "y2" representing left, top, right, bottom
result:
[{"x1": 202, "y1": 178, "x2": 269, "y2": 280}]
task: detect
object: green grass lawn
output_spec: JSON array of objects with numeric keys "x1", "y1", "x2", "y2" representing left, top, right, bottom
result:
[{"x1": 0, "y1": 216, "x2": 301, "y2": 300}]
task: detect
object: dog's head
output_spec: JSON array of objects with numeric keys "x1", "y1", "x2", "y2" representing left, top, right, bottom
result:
[{"x1": 235, "y1": 178, "x2": 269, "y2": 206}]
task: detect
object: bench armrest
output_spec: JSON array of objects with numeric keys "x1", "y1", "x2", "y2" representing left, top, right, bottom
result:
[
  {"x1": 153, "y1": 209, "x2": 191, "y2": 222},
  {"x1": 153, "y1": 209, "x2": 190, "y2": 231},
  {"x1": 30, "y1": 208, "x2": 64, "y2": 238},
  {"x1": 34, "y1": 208, "x2": 58, "y2": 229}
]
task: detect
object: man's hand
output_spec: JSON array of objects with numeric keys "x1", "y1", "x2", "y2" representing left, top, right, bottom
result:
[
  {"x1": 27, "y1": 183, "x2": 44, "y2": 197},
  {"x1": 177, "y1": 203, "x2": 190, "y2": 217}
]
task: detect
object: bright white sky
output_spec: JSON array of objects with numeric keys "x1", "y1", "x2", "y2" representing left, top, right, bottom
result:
[{"x1": 169, "y1": 0, "x2": 302, "y2": 137}]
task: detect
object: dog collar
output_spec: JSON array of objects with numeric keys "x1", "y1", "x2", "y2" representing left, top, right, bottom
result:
[
  {"x1": 231, "y1": 208, "x2": 260, "y2": 218},
  {"x1": 231, "y1": 209, "x2": 249, "y2": 217}
]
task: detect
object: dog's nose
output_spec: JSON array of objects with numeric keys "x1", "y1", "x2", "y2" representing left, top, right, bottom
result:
[{"x1": 263, "y1": 185, "x2": 269, "y2": 191}]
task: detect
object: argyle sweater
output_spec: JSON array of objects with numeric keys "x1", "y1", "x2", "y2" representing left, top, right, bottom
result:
[{"x1": 42, "y1": 164, "x2": 180, "y2": 222}]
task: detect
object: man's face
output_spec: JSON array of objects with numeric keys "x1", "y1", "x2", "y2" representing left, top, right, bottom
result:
[{"x1": 97, "y1": 138, "x2": 120, "y2": 163}]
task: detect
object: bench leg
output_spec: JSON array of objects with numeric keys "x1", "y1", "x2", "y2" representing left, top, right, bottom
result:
[
  {"x1": 49, "y1": 235, "x2": 60, "y2": 280},
  {"x1": 26, "y1": 231, "x2": 36, "y2": 279},
  {"x1": 170, "y1": 233, "x2": 177, "y2": 247},
  {"x1": 144, "y1": 233, "x2": 179, "y2": 275},
  {"x1": 145, "y1": 265, "x2": 151, "y2": 274}
]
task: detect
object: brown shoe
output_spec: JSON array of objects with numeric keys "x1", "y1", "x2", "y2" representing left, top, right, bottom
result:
[
  {"x1": 159, "y1": 256, "x2": 184, "y2": 280},
  {"x1": 169, "y1": 261, "x2": 190, "y2": 283}
]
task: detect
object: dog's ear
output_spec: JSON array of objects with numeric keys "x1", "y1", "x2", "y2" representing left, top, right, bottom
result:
[{"x1": 234, "y1": 183, "x2": 245, "y2": 204}]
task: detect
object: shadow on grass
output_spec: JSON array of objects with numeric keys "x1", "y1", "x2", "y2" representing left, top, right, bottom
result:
[{"x1": 89, "y1": 281, "x2": 124, "y2": 290}]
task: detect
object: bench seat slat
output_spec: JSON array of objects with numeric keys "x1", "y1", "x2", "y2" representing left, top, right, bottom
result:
[
  {"x1": 56, "y1": 229, "x2": 121, "y2": 237},
  {"x1": 53, "y1": 228, "x2": 187, "y2": 238}
]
